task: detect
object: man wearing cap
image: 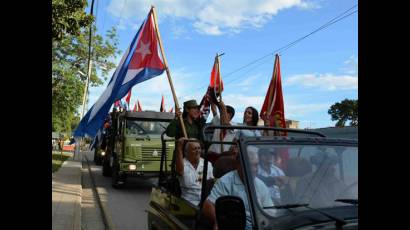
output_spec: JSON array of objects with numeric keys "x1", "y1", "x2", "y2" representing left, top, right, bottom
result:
[
  {"x1": 166, "y1": 99, "x2": 206, "y2": 140},
  {"x1": 256, "y1": 148, "x2": 285, "y2": 205}
]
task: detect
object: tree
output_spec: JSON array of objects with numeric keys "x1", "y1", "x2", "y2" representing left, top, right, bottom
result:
[
  {"x1": 328, "y1": 99, "x2": 358, "y2": 127},
  {"x1": 52, "y1": 0, "x2": 94, "y2": 42},
  {"x1": 52, "y1": 25, "x2": 120, "y2": 133}
]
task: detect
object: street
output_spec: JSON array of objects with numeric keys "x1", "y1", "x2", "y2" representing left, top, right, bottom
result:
[{"x1": 83, "y1": 151, "x2": 156, "y2": 230}]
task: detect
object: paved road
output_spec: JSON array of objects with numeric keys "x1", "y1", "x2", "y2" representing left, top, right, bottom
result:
[{"x1": 84, "y1": 151, "x2": 156, "y2": 230}]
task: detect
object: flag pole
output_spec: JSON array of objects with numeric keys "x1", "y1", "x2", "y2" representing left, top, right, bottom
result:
[
  {"x1": 151, "y1": 6, "x2": 187, "y2": 138},
  {"x1": 267, "y1": 54, "x2": 279, "y2": 115},
  {"x1": 216, "y1": 53, "x2": 224, "y2": 153}
]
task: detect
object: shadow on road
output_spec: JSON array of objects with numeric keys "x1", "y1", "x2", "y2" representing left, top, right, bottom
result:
[{"x1": 119, "y1": 177, "x2": 157, "y2": 191}]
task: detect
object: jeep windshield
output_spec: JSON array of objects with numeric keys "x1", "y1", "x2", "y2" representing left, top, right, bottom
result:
[
  {"x1": 242, "y1": 141, "x2": 357, "y2": 218},
  {"x1": 125, "y1": 119, "x2": 169, "y2": 138}
]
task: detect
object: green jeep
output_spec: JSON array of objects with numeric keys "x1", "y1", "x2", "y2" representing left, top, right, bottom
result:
[
  {"x1": 102, "y1": 110, "x2": 175, "y2": 189},
  {"x1": 147, "y1": 125, "x2": 358, "y2": 230}
]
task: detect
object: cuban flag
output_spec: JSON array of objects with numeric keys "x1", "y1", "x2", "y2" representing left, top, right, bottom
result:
[{"x1": 74, "y1": 10, "x2": 165, "y2": 137}]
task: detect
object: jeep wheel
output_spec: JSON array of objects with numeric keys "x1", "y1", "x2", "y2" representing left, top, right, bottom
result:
[
  {"x1": 102, "y1": 156, "x2": 112, "y2": 177},
  {"x1": 112, "y1": 164, "x2": 126, "y2": 189},
  {"x1": 93, "y1": 149, "x2": 98, "y2": 163},
  {"x1": 94, "y1": 149, "x2": 103, "y2": 165},
  {"x1": 96, "y1": 157, "x2": 102, "y2": 166}
]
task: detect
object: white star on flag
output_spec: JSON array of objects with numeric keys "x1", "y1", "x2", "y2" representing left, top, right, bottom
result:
[{"x1": 135, "y1": 41, "x2": 151, "y2": 60}]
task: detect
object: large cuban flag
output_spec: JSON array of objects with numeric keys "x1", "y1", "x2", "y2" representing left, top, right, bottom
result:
[{"x1": 74, "y1": 10, "x2": 165, "y2": 137}]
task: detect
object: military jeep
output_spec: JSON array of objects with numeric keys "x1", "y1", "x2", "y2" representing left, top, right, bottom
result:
[
  {"x1": 147, "y1": 125, "x2": 358, "y2": 230},
  {"x1": 102, "y1": 110, "x2": 175, "y2": 189}
]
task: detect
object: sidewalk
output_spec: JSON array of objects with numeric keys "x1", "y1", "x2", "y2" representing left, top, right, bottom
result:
[{"x1": 52, "y1": 156, "x2": 82, "y2": 230}]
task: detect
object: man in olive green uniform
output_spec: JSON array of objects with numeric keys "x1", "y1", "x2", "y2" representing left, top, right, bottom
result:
[{"x1": 166, "y1": 100, "x2": 206, "y2": 141}]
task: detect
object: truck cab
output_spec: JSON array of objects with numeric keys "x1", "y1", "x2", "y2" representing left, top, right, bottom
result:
[
  {"x1": 147, "y1": 125, "x2": 358, "y2": 229},
  {"x1": 102, "y1": 110, "x2": 175, "y2": 188}
]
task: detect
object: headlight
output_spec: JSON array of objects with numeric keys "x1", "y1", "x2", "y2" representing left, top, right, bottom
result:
[
  {"x1": 101, "y1": 151, "x2": 106, "y2": 156},
  {"x1": 129, "y1": 164, "x2": 137, "y2": 170}
]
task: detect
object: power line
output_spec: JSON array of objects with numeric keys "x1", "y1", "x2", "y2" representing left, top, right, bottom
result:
[
  {"x1": 224, "y1": 8, "x2": 358, "y2": 87},
  {"x1": 223, "y1": 56, "x2": 274, "y2": 86},
  {"x1": 278, "y1": 9, "x2": 357, "y2": 54},
  {"x1": 192, "y1": 4, "x2": 358, "y2": 92}
]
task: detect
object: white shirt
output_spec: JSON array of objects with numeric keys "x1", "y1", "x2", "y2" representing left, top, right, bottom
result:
[
  {"x1": 257, "y1": 164, "x2": 285, "y2": 201},
  {"x1": 179, "y1": 158, "x2": 214, "y2": 205},
  {"x1": 208, "y1": 115, "x2": 237, "y2": 153},
  {"x1": 237, "y1": 125, "x2": 262, "y2": 138}
]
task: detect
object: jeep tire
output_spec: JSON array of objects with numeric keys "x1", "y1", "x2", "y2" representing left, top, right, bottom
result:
[
  {"x1": 112, "y1": 163, "x2": 126, "y2": 189},
  {"x1": 94, "y1": 149, "x2": 103, "y2": 165},
  {"x1": 102, "y1": 155, "x2": 112, "y2": 177}
]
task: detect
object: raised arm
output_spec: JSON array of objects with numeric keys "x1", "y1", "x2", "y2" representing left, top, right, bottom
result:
[
  {"x1": 218, "y1": 100, "x2": 230, "y2": 125},
  {"x1": 175, "y1": 137, "x2": 187, "y2": 176}
]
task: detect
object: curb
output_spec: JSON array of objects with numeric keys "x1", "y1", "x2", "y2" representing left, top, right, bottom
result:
[
  {"x1": 84, "y1": 155, "x2": 117, "y2": 230},
  {"x1": 52, "y1": 158, "x2": 82, "y2": 230}
]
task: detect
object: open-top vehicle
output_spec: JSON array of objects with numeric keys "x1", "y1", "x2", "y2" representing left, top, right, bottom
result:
[{"x1": 147, "y1": 125, "x2": 358, "y2": 229}]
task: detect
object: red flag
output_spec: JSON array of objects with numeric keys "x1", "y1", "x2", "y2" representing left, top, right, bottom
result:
[
  {"x1": 210, "y1": 56, "x2": 223, "y2": 95},
  {"x1": 138, "y1": 100, "x2": 142, "y2": 112},
  {"x1": 260, "y1": 54, "x2": 288, "y2": 170},
  {"x1": 169, "y1": 107, "x2": 173, "y2": 113},
  {"x1": 199, "y1": 55, "x2": 223, "y2": 120},
  {"x1": 260, "y1": 54, "x2": 286, "y2": 130},
  {"x1": 133, "y1": 101, "x2": 137, "y2": 112},
  {"x1": 160, "y1": 95, "x2": 165, "y2": 112},
  {"x1": 125, "y1": 89, "x2": 132, "y2": 106}
]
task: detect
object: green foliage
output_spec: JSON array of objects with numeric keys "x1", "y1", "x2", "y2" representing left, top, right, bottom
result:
[
  {"x1": 52, "y1": 0, "x2": 120, "y2": 133},
  {"x1": 52, "y1": 0, "x2": 94, "y2": 42},
  {"x1": 328, "y1": 99, "x2": 358, "y2": 127},
  {"x1": 52, "y1": 152, "x2": 72, "y2": 172}
]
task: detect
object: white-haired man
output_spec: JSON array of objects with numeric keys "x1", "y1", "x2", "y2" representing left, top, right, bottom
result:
[{"x1": 176, "y1": 137, "x2": 214, "y2": 206}]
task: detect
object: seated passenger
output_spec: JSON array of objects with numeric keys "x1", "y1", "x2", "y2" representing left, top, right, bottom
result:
[
  {"x1": 202, "y1": 150, "x2": 273, "y2": 230},
  {"x1": 176, "y1": 137, "x2": 214, "y2": 206},
  {"x1": 211, "y1": 140, "x2": 240, "y2": 179},
  {"x1": 256, "y1": 148, "x2": 285, "y2": 204},
  {"x1": 294, "y1": 152, "x2": 344, "y2": 208},
  {"x1": 280, "y1": 157, "x2": 312, "y2": 205}
]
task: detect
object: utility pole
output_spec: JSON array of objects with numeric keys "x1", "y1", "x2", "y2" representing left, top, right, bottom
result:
[
  {"x1": 80, "y1": 0, "x2": 95, "y2": 119},
  {"x1": 77, "y1": 0, "x2": 95, "y2": 161}
]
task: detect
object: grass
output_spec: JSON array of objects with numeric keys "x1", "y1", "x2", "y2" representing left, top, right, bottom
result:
[{"x1": 52, "y1": 151, "x2": 73, "y2": 173}]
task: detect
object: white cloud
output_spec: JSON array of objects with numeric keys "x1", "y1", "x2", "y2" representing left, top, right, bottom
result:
[
  {"x1": 284, "y1": 73, "x2": 358, "y2": 91},
  {"x1": 231, "y1": 74, "x2": 261, "y2": 87},
  {"x1": 107, "y1": 0, "x2": 316, "y2": 35},
  {"x1": 342, "y1": 55, "x2": 358, "y2": 75},
  {"x1": 285, "y1": 102, "x2": 330, "y2": 117}
]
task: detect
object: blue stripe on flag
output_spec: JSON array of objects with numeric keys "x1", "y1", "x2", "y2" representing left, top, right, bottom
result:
[{"x1": 74, "y1": 12, "x2": 164, "y2": 138}]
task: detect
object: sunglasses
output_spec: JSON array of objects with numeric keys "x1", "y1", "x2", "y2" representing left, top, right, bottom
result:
[{"x1": 191, "y1": 146, "x2": 201, "y2": 151}]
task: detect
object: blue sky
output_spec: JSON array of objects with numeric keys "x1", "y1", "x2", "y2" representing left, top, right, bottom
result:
[{"x1": 86, "y1": 0, "x2": 357, "y2": 128}]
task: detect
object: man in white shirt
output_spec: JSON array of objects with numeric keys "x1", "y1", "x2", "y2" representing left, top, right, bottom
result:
[
  {"x1": 208, "y1": 101, "x2": 237, "y2": 164},
  {"x1": 176, "y1": 137, "x2": 214, "y2": 206},
  {"x1": 257, "y1": 148, "x2": 285, "y2": 204}
]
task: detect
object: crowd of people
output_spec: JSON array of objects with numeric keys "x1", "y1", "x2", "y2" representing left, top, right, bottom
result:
[
  {"x1": 164, "y1": 98, "x2": 283, "y2": 228},
  {"x1": 164, "y1": 98, "x2": 346, "y2": 229}
]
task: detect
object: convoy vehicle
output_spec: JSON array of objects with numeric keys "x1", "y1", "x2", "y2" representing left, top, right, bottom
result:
[
  {"x1": 102, "y1": 110, "x2": 175, "y2": 188},
  {"x1": 147, "y1": 125, "x2": 358, "y2": 229}
]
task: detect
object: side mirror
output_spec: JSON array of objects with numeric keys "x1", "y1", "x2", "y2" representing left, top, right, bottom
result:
[{"x1": 215, "y1": 196, "x2": 246, "y2": 230}]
